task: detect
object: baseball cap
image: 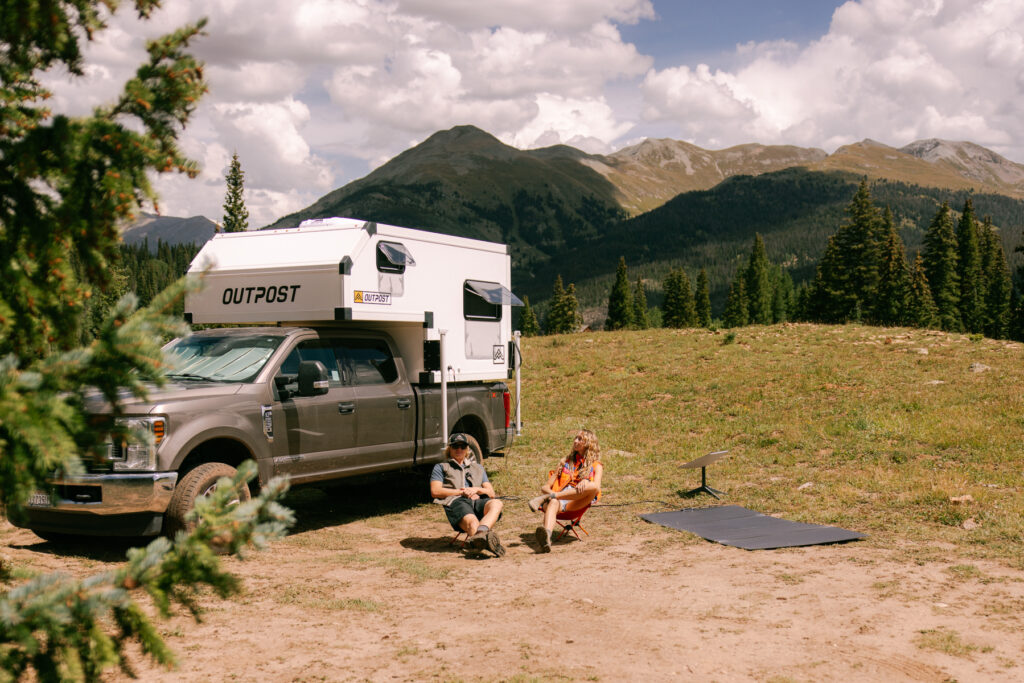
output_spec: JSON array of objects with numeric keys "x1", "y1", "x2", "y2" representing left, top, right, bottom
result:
[{"x1": 448, "y1": 433, "x2": 469, "y2": 447}]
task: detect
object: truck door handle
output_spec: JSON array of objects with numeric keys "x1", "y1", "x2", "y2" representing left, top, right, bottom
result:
[
  {"x1": 338, "y1": 402, "x2": 355, "y2": 414},
  {"x1": 397, "y1": 398, "x2": 411, "y2": 409}
]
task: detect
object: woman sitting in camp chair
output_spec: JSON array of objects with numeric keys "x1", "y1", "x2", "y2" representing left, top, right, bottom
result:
[{"x1": 528, "y1": 429, "x2": 603, "y2": 553}]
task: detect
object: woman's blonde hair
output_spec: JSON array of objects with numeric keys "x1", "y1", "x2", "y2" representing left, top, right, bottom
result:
[{"x1": 565, "y1": 428, "x2": 599, "y2": 474}]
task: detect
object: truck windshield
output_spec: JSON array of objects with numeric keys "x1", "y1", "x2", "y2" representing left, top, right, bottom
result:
[{"x1": 164, "y1": 334, "x2": 285, "y2": 383}]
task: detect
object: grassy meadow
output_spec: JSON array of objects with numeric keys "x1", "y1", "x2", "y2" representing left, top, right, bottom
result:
[{"x1": 494, "y1": 323, "x2": 1024, "y2": 566}]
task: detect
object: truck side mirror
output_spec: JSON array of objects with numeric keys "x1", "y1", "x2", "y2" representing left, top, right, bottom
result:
[{"x1": 297, "y1": 360, "x2": 330, "y2": 396}]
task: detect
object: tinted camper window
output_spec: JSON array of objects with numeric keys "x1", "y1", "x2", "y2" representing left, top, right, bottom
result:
[
  {"x1": 464, "y1": 281, "x2": 502, "y2": 321},
  {"x1": 376, "y1": 241, "x2": 413, "y2": 274}
]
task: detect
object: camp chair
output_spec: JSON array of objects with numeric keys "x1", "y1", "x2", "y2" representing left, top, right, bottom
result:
[{"x1": 555, "y1": 504, "x2": 591, "y2": 541}]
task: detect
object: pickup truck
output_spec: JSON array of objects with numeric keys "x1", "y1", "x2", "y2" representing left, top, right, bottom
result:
[{"x1": 16, "y1": 326, "x2": 513, "y2": 539}]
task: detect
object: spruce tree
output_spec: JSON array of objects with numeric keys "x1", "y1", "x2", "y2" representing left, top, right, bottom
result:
[
  {"x1": 633, "y1": 276, "x2": 650, "y2": 329},
  {"x1": 222, "y1": 151, "x2": 249, "y2": 232},
  {"x1": 661, "y1": 268, "x2": 685, "y2": 328},
  {"x1": 518, "y1": 295, "x2": 541, "y2": 336},
  {"x1": 810, "y1": 181, "x2": 883, "y2": 322},
  {"x1": 695, "y1": 268, "x2": 712, "y2": 328},
  {"x1": 770, "y1": 266, "x2": 796, "y2": 323},
  {"x1": 921, "y1": 202, "x2": 962, "y2": 331},
  {"x1": 546, "y1": 276, "x2": 580, "y2": 334},
  {"x1": 723, "y1": 270, "x2": 749, "y2": 328},
  {"x1": 745, "y1": 233, "x2": 773, "y2": 324},
  {"x1": 956, "y1": 198, "x2": 984, "y2": 333},
  {"x1": 875, "y1": 207, "x2": 910, "y2": 326},
  {"x1": 606, "y1": 257, "x2": 634, "y2": 330},
  {"x1": 979, "y1": 217, "x2": 1012, "y2": 338},
  {"x1": 0, "y1": 4, "x2": 291, "y2": 679},
  {"x1": 564, "y1": 283, "x2": 582, "y2": 332},
  {"x1": 677, "y1": 268, "x2": 697, "y2": 327},
  {"x1": 906, "y1": 254, "x2": 938, "y2": 329}
]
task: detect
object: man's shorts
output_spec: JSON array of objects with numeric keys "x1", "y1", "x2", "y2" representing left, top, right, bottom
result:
[{"x1": 445, "y1": 496, "x2": 499, "y2": 531}]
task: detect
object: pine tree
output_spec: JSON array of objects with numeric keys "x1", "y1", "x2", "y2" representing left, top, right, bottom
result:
[
  {"x1": 875, "y1": 207, "x2": 910, "y2": 326},
  {"x1": 564, "y1": 283, "x2": 582, "y2": 332},
  {"x1": 518, "y1": 295, "x2": 541, "y2": 336},
  {"x1": 661, "y1": 268, "x2": 685, "y2": 328},
  {"x1": 546, "y1": 276, "x2": 580, "y2": 334},
  {"x1": 633, "y1": 276, "x2": 650, "y2": 329},
  {"x1": 745, "y1": 234, "x2": 773, "y2": 324},
  {"x1": 770, "y1": 266, "x2": 796, "y2": 323},
  {"x1": 0, "y1": 4, "x2": 291, "y2": 679},
  {"x1": 956, "y1": 198, "x2": 984, "y2": 333},
  {"x1": 906, "y1": 254, "x2": 938, "y2": 329},
  {"x1": 606, "y1": 256, "x2": 634, "y2": 330},
  {"x1": 222, "y1": 151, "x2": 249, "y2": 232},
  {"x1": 695, "y1": 268, "x2": 712, "y2": 328},
  {"x1": 921, "y1": 202, "x2": 962, "y2": 331},
  {"x1": 723, "y1": 270, "x2": 749, "y2": 328},
  {"x1": 979, "y1": 217, "x2": 1011, "y2": 339},
  {"x1": 809, "y1": 181, "x2": 883, "y2": 322}
]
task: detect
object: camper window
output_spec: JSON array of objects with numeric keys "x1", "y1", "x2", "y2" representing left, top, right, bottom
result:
[
  {"x1": 463, "y1": 280, "x2": 503, "y2": 321},
  {"x1": 376, "y1": 241, "x2": 415, "y2": 274}
]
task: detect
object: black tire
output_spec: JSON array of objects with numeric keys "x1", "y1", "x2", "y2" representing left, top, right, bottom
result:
[
  {"x1": 164, "y1": 462, "x2": 251, "y2": 537},
  {"x1": 464, "y1": 434, "x2": 483, "y2": 463}
]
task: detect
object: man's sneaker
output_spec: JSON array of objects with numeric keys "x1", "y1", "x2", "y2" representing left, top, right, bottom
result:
[
  {"x1": 535, "y1": 526, "x2": 552, "y2": 553},
  {"x1": 485, "y1": 530, "x2": 506, "y2": 557},
  {"x1": 467, "y1": 529, "x2": 489, "y2": 551},
  {"x1": 528, "y1": 495, "x2": 549, "y2": 512}
]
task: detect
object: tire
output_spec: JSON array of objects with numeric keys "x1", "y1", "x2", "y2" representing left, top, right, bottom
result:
[
  {"x1": 464, "y1": 434, "x2": 483, "y2": 463},
  {"x1": 164, "y1": 462, "x2": 251, "y2": 537}
]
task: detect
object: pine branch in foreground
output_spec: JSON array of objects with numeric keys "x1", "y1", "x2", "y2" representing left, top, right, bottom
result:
[{"x1": 0, "y1": 462, "x2": 293, "y2": 682}]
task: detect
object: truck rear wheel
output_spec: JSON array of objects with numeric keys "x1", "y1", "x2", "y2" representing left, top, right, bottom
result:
[
  {"x1": 164, "y1": 462, "x2": 251, "y2": 537},
  {"x1": 465, "y1": 434, "x2": 483, "y2": 463}
]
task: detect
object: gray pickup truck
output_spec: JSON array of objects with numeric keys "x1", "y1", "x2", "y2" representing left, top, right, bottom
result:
[{"x1": 16, "y1": 326, "x2": 512, "y2": 539}]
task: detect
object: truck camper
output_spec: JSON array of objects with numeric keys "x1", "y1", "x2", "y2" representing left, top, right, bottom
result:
[
  {"x1": 16, "y1": 218, "x2": 524, "y2": 539},
  {"x1": 185, "y1": 216, "x2": 522, "y2": 383}
]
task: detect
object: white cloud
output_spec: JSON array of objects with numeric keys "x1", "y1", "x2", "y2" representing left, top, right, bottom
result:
[
  {"x1": 41, "y1": 0, "x2": 1024, "y2": 230},
  {"x1": 641, "y1": 0, "x2": 1024, "y2": 160}
]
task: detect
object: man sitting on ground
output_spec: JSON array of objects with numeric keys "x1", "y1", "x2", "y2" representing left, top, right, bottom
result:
[{"x1": 430, "y1": 433, "x2": 506, "y2": 557}]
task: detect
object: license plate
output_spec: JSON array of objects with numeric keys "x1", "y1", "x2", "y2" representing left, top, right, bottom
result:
[{"x1": 27, "y1": 492, "x2": 51, "y2": 507}]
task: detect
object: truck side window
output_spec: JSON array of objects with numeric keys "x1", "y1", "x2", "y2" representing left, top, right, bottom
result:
[
  {"x1": 376, "y1": 241, "x2": 414, "y2": 274},
  {"x1": 278, "y1": 340, "x2": 343, "y2": 386},
  {"x1": 342, "y1": 339, "x2": 398, "y2": 385}
]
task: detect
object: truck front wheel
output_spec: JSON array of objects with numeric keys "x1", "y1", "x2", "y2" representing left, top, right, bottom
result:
[{"x1": 164, "y1": 462, "x2": 251, "y2": 537}]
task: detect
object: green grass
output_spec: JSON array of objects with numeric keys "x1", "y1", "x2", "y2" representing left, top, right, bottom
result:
[
  {"x1": 915, "y1": 627, "x2": 981, "y2": 658},
  {"x1": 497, "y1": 324, "x2": 1024, "y2": 566}
]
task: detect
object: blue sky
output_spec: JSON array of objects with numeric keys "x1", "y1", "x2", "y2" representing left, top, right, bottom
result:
[
  {"x1": 52, "y1": 1, "x2": 1024, "y2": 225},
  {"x1": 622, "y1": 1, "x2": 846, "y2": 69}
]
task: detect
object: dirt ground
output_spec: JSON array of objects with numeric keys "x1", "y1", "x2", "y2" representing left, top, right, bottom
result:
[{"x1": 3, "y1": 484, "x2": 1022, "y2": 683}]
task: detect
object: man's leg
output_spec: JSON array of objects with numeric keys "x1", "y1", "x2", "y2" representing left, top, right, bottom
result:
[{"x1": 478, "y1": 499, "x2": 506, "y2": 557}]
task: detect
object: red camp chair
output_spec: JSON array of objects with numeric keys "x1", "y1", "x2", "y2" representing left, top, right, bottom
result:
[{"x1": 555, "y1": 504, "x2": 591, "y2": 541}]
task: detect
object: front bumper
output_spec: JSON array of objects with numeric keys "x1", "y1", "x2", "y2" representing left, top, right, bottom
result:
[{"x1": 13, "y1": 471, "x2": 178, "y2": 537}]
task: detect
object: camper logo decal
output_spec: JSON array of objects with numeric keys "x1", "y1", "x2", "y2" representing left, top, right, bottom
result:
[
  {"x1": 492, "y1": 344, "x2": 505, "y2": 364},
  {"x1": 222, "y1": 285, "x2": 301, "y2": 305},
  {"x1": 354, "y1": 290, "x2": 391, "y2": 305}
]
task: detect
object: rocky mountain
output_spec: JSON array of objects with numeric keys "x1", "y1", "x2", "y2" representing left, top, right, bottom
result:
[
  {"x1": 121, "y1": 212, "x2": 218, "y2": 251},
  {"x1": 590, "y1": 139, "x2": 828, "y2": 214}
]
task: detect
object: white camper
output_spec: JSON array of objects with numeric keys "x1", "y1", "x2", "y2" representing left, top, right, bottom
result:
[{"x1": 185, "y1": 217, "x2": 522, "y2": 383}]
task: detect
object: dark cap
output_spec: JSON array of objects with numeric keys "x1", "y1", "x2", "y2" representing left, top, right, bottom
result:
[{"x1": 448, "y1": 433, "x2": 469, "y2": 447}]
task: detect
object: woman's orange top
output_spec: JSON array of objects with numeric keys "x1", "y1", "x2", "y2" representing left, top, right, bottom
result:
[{"x1": 551, "y1": 454, "x2": 602, "y2": 501}]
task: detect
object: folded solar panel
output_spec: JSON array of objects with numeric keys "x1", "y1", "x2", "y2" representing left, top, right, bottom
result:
[{"x1": 640, "y1": 505, "x2": 865, "y2": 550}]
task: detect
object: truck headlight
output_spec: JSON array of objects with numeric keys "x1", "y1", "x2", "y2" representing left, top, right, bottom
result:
[{"x1": 108, "y1": 417, "x2": 166, "y2": 471}]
